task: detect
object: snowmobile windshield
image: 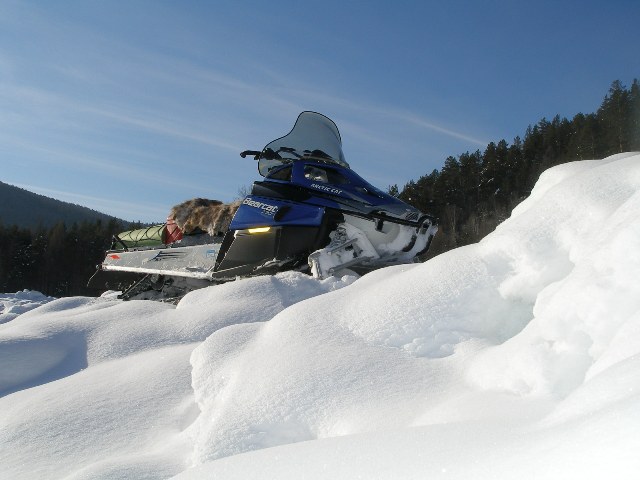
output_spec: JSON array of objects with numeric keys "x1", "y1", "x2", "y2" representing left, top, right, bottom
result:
[{"x1": 258, "y1": 112, "x2": 350, "y2": 177}]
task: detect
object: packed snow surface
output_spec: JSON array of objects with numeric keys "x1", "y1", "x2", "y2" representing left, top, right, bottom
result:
[{"x1": 2, "y1": 153, "x2": 640, "y2": 479}]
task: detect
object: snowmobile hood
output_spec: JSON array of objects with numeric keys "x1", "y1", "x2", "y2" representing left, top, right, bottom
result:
[
  {"x1": 257, "y1": 112, "x2": 350, "y2": 176},
  {"x1": 253, "y1": 159, "x2": 423, "y2": 222},
  {"x1": 244, "y1": 112, "x2": 424, "y2": 221}
]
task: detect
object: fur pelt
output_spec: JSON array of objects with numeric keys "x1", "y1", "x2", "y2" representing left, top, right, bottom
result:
[{"x1": 168, "y1": 198, "x2": 241, "y2": 236}]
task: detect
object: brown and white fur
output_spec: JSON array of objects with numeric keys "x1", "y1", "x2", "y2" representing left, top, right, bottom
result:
[{"x1": 168, "y1": 198, "x2": 241, "y2": 236}]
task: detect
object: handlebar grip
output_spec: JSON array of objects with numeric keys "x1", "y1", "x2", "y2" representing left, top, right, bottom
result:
[{"x1": 240, "y1": 150, "x2": 261, "y2": 159}]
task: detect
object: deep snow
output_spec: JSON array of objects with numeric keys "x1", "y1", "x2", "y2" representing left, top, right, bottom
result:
[
  {"x1": 0, "y1": 290, "x2": 55, "y2": 324},
  {"x1": 1, "y1": 152, "x2": 640, "y2": 479}
]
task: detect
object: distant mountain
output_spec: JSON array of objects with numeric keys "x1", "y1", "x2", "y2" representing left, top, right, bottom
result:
[{"x1": 0, "y1": 181, "x2": 124, "y2": 229}]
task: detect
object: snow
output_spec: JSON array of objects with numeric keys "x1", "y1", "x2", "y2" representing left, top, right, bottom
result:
[
  {"x1": 0, "y1": 290, "x2": 55, "y2": 324},
  {"x1": 2, "y1": 152, "x2": 640, "y2": 479}
]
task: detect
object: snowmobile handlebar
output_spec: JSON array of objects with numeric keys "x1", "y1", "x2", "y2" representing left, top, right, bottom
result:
[
  {"x1": 242, "y1": 147, "x2": 337, "y2": 163},
  {"x1": 240, "y1": 148, "x2": 298, "y2": 160},
  {"x1": 240, "y1": 150, "x2": 262, "y2": 159},
  {"x1": 240, "y1": 147, "x2": 298, "y2": 161}
]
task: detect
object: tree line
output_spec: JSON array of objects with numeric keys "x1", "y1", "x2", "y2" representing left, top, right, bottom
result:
[
  {"x1": 393, "y1": 79, "x2": 640, "y2": 258},
  {"x1": 0, "y1": 219, "x2": 130, "y2": 297},
  {"x1": 0, "y1": 79, "x2": 637, "y2": 297}
]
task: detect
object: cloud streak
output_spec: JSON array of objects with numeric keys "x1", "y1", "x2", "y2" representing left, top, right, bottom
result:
[
  {"x1": 394, "y1": 111, "x2": 488, "y2": 146},
  {"x1": 249, "y1": 66, "x2": 490, "y2": 148}
]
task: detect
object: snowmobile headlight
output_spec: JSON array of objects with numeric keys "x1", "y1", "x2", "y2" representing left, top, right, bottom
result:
[{"x1": 247, "y1": 226, "x2": 271, "y2": 234}]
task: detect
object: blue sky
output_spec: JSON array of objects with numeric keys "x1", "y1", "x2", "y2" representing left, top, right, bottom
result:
[{"x1": 1, "y1": 0, "x2": 638, "y2": 222}]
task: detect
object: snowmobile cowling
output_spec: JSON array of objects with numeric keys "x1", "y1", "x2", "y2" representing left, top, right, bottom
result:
[{"x1": 88, "y1": 112, "x2": 438, "y2": 300}]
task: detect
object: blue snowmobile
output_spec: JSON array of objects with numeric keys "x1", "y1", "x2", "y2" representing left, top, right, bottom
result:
[{"x1": 90, "y1": 112, "x2": 438, "y2": 300}]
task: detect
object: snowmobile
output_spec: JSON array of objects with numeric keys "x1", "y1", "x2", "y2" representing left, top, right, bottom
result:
[{"x1": 88, "y1": 112, "x2": 438, "y2": 300}]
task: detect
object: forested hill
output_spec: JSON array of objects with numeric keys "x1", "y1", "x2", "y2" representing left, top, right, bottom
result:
[
  {"x1": 0, "y1": 181, "x2": 120, "y2": 229},
  {"x1": 396, "y1": 79, "x2": 640, "y2": 257}
]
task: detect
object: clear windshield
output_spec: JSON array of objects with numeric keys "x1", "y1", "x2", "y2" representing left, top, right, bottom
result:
[{"x1": 258, "y1": 112, "x2": 350, "y2": 176}]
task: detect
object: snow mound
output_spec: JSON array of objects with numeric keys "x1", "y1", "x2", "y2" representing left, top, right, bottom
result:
[
  {"x1": 1, "y1": 153, "x2": 640, "y2": 479},
  {"x1": 186, "y1": 153, "x2": 640, "y2": 474},
  {"x1": 0, "y1": 273, "x2": 354, "y2": 479},
  {"x1": 0, "y1": 290, "x2": 55, "y2": 324},
  {"x1": 470, "y1": 152, "x2": 640, "y2": 397}
]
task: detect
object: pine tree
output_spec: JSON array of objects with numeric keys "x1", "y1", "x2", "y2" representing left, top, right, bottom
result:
[
  {"x1": 629, "y1": 79, "x2": 640, "y2": 150},
  {"x1": 598, "y1": 80, "x2": 630, "y2": 155}
]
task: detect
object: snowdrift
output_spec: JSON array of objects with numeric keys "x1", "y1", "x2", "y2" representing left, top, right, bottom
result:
[
  {"x1": 1, "y1": 152, "x2": 640, "y2": 479},
  {"x1": 0, "y1": 290, "x2": 54, "y2": 324}
]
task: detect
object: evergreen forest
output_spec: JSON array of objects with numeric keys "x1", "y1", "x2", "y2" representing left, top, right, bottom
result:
[
  {"x1": 0, "y1": 220, "x2": 133, "y2": 297},
  {"x1": 0, "y1": 79, "x2": 638, "y2": 297},
  {"x1": 395, "y1": 79, "x2": 640, "y2": 258}
]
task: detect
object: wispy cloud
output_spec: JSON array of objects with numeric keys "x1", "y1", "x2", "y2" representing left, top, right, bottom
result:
[
  {"x1": 250, "y1": 66, "x2": 490, "y2": 148},
  {"x1": 80, "y1": 106, "x2": 243, "y2": 152},
  {"x1": 0, "y1": 131, "x2": 233, "y2": 195},
  {"x1": 0, "y1": 80, "x2": 244, "y2": 152},
  {"x1": 391, "y1": 111, "x2": 488, "y2": 146}
]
